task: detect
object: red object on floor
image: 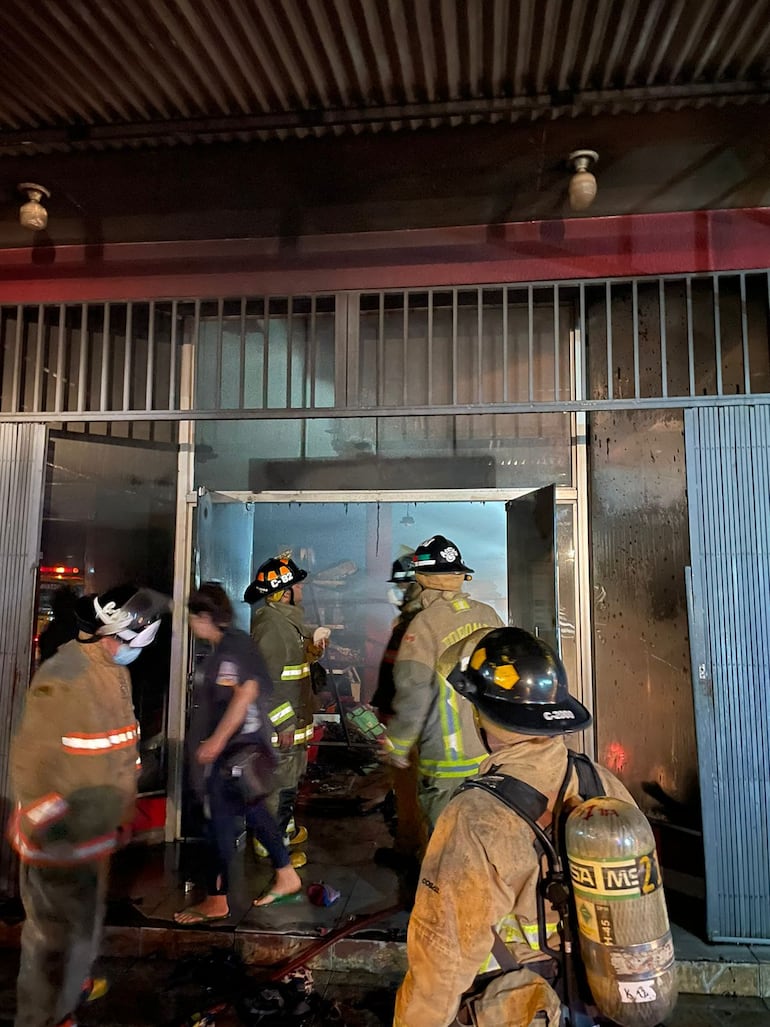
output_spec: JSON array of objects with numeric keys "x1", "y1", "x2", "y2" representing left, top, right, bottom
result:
[
  {"x1": 307, "y1": 724, "x2": 325, "y2": 764},
  {"x1": 130, "y1": 795, "x2": 166, "y2": 837}
]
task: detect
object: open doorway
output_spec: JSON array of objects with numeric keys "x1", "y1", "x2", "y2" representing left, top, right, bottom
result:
[{"x1": 194, "y1": 491, "x2": 583, "y2": 715}]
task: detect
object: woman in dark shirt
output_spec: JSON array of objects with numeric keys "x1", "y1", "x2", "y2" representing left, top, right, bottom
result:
[{"x1": 174, "y1": 583, "x2": 302, "y2": 923}]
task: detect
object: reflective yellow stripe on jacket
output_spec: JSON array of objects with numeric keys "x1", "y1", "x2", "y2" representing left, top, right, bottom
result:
[
  {"x1": 61, "y1": 723, "x2": 138, "y2": 754},
  {"x1": 477, "y1": 915, "x2": 560, "y2": 973},
  {"x1": 269, "y1": 701, "x2": 295, "y2": 728},
  {"x1": 270, "y1": 724, "x2": 314, "y2": 747},
  {"x1": 416, "y1": 675, "x2": 484, "y2": 779},
  {"x1": 281, "y1": 662, "x2": 310, "y2": 680}
]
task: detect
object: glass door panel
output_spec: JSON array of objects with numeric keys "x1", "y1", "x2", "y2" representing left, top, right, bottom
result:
[
  {"x1": 506, "y1": 486, "x2": 559, "y2": 650},
  {"x1": 38, "y1": 431, "x2": 176, "y2": 805},
  {"x1": 195, "y1": 492, "x2": 254, "y2": 632}
]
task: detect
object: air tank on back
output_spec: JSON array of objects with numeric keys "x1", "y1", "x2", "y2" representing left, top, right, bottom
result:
[{"x1": 565, "y1": 796, "x2": 678, "y2": 1027}]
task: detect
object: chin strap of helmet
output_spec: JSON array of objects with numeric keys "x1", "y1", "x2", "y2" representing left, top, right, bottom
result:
[{"x1": 77, "y1": 633, "x2": 102, "y2": 645}]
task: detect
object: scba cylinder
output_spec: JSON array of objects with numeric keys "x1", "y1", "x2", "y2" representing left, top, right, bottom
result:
[{"x1": 565, "y1": 797, "x2": 677, "y2": 1027}]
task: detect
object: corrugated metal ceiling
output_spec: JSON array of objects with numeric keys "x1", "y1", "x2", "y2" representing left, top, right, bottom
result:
[{"x1": 0, "y1": 0, "x2": 768, "y2": 156}]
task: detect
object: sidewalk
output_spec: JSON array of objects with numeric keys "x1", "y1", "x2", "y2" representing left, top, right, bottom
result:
[{"x1": 1, "y1": 949, "x2": 770, "y2": 1026}]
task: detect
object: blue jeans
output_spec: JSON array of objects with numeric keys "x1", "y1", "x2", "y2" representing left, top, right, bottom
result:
[{"x1": 205, "y1": 765, "x2": 289, "y2": 895}]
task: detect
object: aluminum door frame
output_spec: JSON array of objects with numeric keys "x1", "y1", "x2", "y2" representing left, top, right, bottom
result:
[
  {"x1": 167, "y1": 482, "x2": 592, "y2": 839},
  {"x1": 0, "y1": 423, "x2": 47, "y2": 895}
]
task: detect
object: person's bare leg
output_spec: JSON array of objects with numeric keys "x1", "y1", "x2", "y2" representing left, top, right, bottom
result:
[
  {"x1": 174, "y1": 876, "x2": 230, "y2": 923},
  {"x1": 253, "y1": 865, "x2": 302, "y2": 907}
]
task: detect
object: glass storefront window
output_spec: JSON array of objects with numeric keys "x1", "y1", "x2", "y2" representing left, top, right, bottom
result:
[{"x1": 194, "y1": 413, "x2": 572, "y2": 491}]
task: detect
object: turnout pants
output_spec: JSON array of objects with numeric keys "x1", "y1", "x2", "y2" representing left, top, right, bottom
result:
[
  {"x1": 418, "y1": 775, "x2": 464, "y2": 833},
  {"x1": 16, "y1": 859, "x2": 108, "y2": 1027},
  {"x1": 264, "y1": 746, "x2": 308, "y2": 837},
  {"x1": 391, "y1": 750, "x2": 427, "y2": 857}
]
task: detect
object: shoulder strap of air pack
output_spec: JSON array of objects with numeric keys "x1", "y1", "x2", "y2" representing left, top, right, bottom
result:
[
  {"x1": 456, "y1": 750, "x2": 606, "y2": 830},
  {"x1": 457, "y1": 751, "x2": 608, "y2": 982},
  {"x1": 568, "y1": 750, "x2": 606, "y2": 801},
  {"x1": 458, "y1": 769, "x2": 549, "y2": 824},
  {"x1": 457, "y1": 770, "x2": 560, "y2": 878},
  {"x1": 458, "y1": 770, "x2": 559, "y2": 975}
]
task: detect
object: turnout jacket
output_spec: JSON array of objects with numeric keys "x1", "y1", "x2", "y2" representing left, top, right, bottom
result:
[
  {"x1": 251, "y1": 602, "x2": 314, "y2": 747},
  {"x1": 386, "y1": 589, "x2": 503, "y2": 779},
  {"x1": 9, "y1": 639, "x2": 140, "y2": 866},
  {"x1": 371, "y1": 584, "x2": 423, "y2": 716},
  {"x1": 393, "y1": 736, "x2": 634, "y2": 1027}
]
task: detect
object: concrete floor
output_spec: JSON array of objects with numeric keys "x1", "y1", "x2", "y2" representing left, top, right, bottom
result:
[{"x1": 103, "y1": 758, "x2": 411, "y2": 949}]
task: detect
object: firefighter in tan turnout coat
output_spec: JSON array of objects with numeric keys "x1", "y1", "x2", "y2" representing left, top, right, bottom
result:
[
  {"x1": 393, "y1": 627, "x2": 634, "y2": 1027},
  {"x1": 382, "y1": 535, "x2": 503, "y2": 831},
  {"x1": 10, "y1": 585, "x2": 169, "y2": 1027}
]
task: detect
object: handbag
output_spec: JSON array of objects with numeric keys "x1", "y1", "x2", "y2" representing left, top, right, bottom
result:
[
  {"x1": 308, "y1": 659, "x2": 328, "y2": 695},
  {"x1": 218, "y1": 745, "x2": 275, "y2": 803}
]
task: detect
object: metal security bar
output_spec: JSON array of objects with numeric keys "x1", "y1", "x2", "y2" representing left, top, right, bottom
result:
[
  {"x1": 194, "y1": 296, "x2": 336, "y2": 411},
  {"x1": 353, "y1": 273, "x2": 770, "y2": 412},
  {"x1": 355, "y1": 286, "x2": 574, "y2": 409},
  {"x1": 0, "y1": 272, "x2": 769, "y2": 423},
  {"x1": 0, "y1": 301, "x2": 185, "y2": 426}
]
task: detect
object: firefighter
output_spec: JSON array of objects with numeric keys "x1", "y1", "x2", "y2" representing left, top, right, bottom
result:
[
  {"x1": 10, "y1": 584, "x2": 170, "y2": 1027},
  {"x1": 393, "y1": 626, "x2": 635, "y2": 1027},
  {"x1": 371, "y1": 553, "x2": 426, "y2": 869},
  {"x1": 382, "y1": 535, "x2": 504, "y2": 832},
  {"x1": 244, "y1": 553, "x2": 316, "y2": 869},
  {"x1": 371, "y1": 552, "x2": 423, "y2": 717}
]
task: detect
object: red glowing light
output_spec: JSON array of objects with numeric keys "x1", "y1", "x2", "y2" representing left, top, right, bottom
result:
[{"x1": 605, "y1": 741, "x2": 628, "y2": 773}]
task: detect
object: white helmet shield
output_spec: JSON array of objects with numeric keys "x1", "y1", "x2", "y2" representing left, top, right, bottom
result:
[{"x1": 117, "y1": 618, "x2": 162, "y2": 648}]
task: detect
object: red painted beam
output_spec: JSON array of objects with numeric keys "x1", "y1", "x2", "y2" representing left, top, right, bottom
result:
[{"x1": 0, "y1": 208, "x2": 767, "y2": 302}]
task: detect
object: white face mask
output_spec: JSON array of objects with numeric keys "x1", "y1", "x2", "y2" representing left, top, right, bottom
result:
[{"x1": 112, "y1": 643, "x2": 141, "y2": 666}]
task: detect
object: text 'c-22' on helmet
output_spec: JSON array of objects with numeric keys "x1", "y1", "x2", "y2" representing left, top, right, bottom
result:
[
  {"x1": 449, "y1": 626, "x2": 592, "y2": 736},
  {"x1": 74, "y1": 584, "x2": 172, "y2": 648},
  {"x1": 243, "y1": 555, "x2": 308, "y2": 604},
  {"x1": 411, "y1": 535, "x2": 474, "y2": 575}
]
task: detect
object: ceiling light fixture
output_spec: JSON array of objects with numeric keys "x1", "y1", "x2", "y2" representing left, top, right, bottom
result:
[
  {"x1": 17, "y1": 182, "x2": 51, "y2": 231},
  {"x1": 567, "y1": 150, "x2": 599, "y2": 212}
]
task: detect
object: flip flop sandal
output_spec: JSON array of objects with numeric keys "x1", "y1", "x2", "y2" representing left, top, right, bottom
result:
[
  {"x1": 252, "y1": 889, "x2": 302, "y2": 908},
  {"x1": 173, "y1": 906, "x2": 231, "y2": 924}
]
